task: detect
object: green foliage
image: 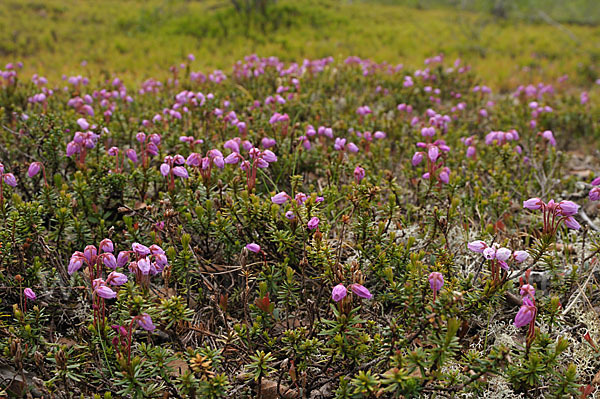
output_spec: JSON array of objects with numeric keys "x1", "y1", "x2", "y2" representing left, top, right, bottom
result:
[
  {"x1": 1, "y1": 0, "x2": 599, "y2": 89},
  {"x1": 0, "y1": 42, "x2": 599, "y2": 397}
]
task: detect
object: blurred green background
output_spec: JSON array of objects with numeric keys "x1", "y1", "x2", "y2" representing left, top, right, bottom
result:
[{"x1": 1, "y1": 0, "x2": 599, "y2": 89}]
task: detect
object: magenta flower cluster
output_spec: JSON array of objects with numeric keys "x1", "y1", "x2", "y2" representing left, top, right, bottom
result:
[
  {"x1": 161, "y1": 154, "x2": 189, "y2": 190},
  {"x1": 411, "y1": 125, "x2": 451, "y2": 185},
  {"x1": 224, "y1": 143, "x2": 278, "y2": 191},
  {"x1": 331, "y1": 283, "x2": 372, "y2": 302},
  {"x1": 69, "y1": 241, "x2": 168, "y2": 284},
  {"x1": 522, "y1": 198, "x2": 580, "y2": 234},
  {"x1": 514, "y1": 271, "x2": 537, "y2": 334},
  {"x1": 271, "y1": 190, "x2": 324, "y2": 229},
  {"x1": 66, "y1": 119, "x2": 99, "y2": 160},
  {"x1": 468, "y1": 241, "x2": 529, "y2": 272},
  {"x1": 67, "y1": 239, "x2": 165, "y2": 329}
]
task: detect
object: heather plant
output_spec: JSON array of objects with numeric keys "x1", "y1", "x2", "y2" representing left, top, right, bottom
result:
[{"x1": 0, "y1": 52, "x2": 599, "y2": 398}]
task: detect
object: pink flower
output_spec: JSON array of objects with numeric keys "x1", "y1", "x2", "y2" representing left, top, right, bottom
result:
[
  {"x1": 514, "y1": 297, "x2": 536, "y2": 328},
  {"x1": 438, "y1": 168, "x2": 450, "y2": 184},
  {"x1": 412, "y1": 152, "x2": 423, "y2": 166},
  {"x1": 590, "y1": 187, "x2": 600, "y2": 201},
  {"x1": 295, "y1": 193, "x2": 308, "y2": 204},
  {"x1": 519, "y1": 284, "x2": 535, "y2": 298},
  {"x1": 172, "y1": 166, "x2": 189, "y2": 178},
  {"x1": 137, "y1": 313, "x2": 156, "y2": 331},
  {"x1": 27, "y1": 162, "x2": 42, "y2": 178},
  {"x1": 160, "y1": 163, "x2": 170, "y2": 176},
  {"x1": 137, "y1": 258, "x2": 151, "y2": 274},
  {"x1": 24, "y1": 288, "x2": 36, "y2": 300},
  {"x1": 99, "y1": 238, "x2": 114, "y2": 253},
  {"x1": 107, "y1": 271, "x2": 128, "y2": 286},
  {"x1": 467, "y1": 240, "x2": 487, "y2": 253},
  {"x1": 564, "y1": 216, "x2": 581, "y2": 230},
  {"x1": 347, "y1": 142, "x2": 359, "y2": 153},
  {"x1": 94, "y1": 280, "x2": 117, "y2": 299},
  {"x1": 356, "y1": 106, "x2": 372, "y2": 116},
  {"x1": 332, "y1": 284, "x2": 347, "y2": 302},
  {"x1": 261, "y1": 137, "x2": 276, "y2": 149},
  {"x1": 354, "y1": 166, "x2": 365, "y2": 182},
  {"x1": 271, "y1": 191, "x2": 289, "y2": 205},
  {"x1": 498, "y1": 260, "x2": 510, "y2": 271},
  {"x1": 428, "y1": 146, "x2": 439, "y2": 162},
  {"x1": 150, "y1": 244, "x2": 164, "y2": 255},
  {"x1": 466, "y1": 146, "x2": 476, "y2": 159},
  {"x1": 3, "y1": 173, "x2": 17, "y2": 187},
  {"x1": 246, "y1": 243, "x2": 260, "y2": 253},
  {"x1": 224, "y1": 153, "x2": 240, "y2": 164},
  {"x1": 116, "y1": 251, "x2": 130, "y2": 267},
  {"x1": 132, "y1": 243, "x2": 151, "y2": 257},
  {"x1": 334, "y1": 138, "x2": 346, "y2": 151},
  {"x1": 66, "y1": 142, "x2": 78, "y2": 156},
  {"x1": 261, "y1": 149, "x2": 278, "y2": 163},
  {"x1": 350, "y1": 284, "x2": 372, "y2": 299},
  {"x1": 224, "y1": 139, "x2": 240, "y2": 153},
  {"x1": 103, "y1": 253, "x2": 117, "y2": 269},
  {"x1": 541, "y1": 130, "x2": 556, "y2": 146},
  {"x1": 68, "y1": 254, "x2": 84, "y2": 274},
  {"x1": 428, "y1": 272, "x2": 444, "y2": 294},
  {"x1": 513, "y1": 251, "x2": 529, "y2": 263},
  {"x1": 591, "y1": 177, "x2": 600, "y2": 186},
  {"x1": 523, "y1": 197, "x2": 543, "y2": 210},
  {"x1": 495, "y1": 247, "x2": 512, "y2": 261},
  {"x1": 307, "y1": 217, "x2": 320, "y2": 230},
  {"x1": 483, "y1": 246, "x2": 511, "y2": 261},
  {"x1": 212, "y1": 155, "x2": 224, "y2": 168},
  {"x1": 155, "y1": 254, "x2": 168, "y2": 268},
  {"x1": 558, "y1": 200, "x2": 579, "y2": 216},
  {"x1": 77, "y1": 118, "x2": 90, "y2": 130},
  {"x1": 126, "y1": 149, "x2": 138, "y2": 163},
  {"x1": 84, "y1": 245, "x2": 97, "y2": 263},
  {"x1": 421, "y1": 127, "x2": 435, "y2": 137}
]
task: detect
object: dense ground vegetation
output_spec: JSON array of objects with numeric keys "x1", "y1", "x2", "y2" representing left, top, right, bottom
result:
[
  {"x1": 2, "y1": 0, "x2": 600, "y2": 397},
  {"x1": 0, "y1": 50, "x2": 600, "y2": 397},
  {"x1": 1, "y1": 0, "x2": 599, "y2": 88}
]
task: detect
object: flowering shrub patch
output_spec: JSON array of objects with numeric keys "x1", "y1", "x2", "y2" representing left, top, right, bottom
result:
[{"x1": 1, "y1": 53, "x2": 600, "y2": 398}]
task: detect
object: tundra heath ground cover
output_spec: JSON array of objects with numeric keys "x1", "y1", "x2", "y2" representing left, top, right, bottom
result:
[{"x1": 2, "y1": 1, "x2": 600, "y2": 398}]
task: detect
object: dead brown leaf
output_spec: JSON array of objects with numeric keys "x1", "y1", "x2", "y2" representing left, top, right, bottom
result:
[
  {"x1": 259, "y1": 379, "x2": 299, "y2": 399},
  {"x1": 56, "y1": 337, "x2": 78, "y2": 347},
  {"x1": 168, "y1": 358, "x2": 189, "y2": 377}
]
